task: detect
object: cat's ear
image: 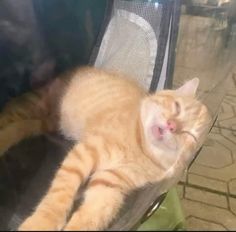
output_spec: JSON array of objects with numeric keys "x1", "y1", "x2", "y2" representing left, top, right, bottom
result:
[{"x1": 175, "y1": 78, "x2": 199, "y2": 97}]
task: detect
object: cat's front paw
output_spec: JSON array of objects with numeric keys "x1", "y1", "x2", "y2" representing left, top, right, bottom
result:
[
  {"x1": 64, "y1": 224, "x2": 95, "y2": 231},
  {"x1": 18, "y1": 215, "x2": 60, "y2": 231}
]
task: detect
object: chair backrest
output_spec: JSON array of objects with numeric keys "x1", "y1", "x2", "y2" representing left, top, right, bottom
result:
[
  {"x1": 90, "y1": 0, "x2": 181, "y2": 93},
  {"x1": 87, "y1": 0, "x2": 182, "y2": 230},
  {"x1": 0, "y1": 1, "x2": 183, "y2": 230}
]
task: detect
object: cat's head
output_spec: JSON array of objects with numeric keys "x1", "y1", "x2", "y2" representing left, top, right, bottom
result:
[{"x1": 140, "y1": 78, "x2": 211, "y2": 166}]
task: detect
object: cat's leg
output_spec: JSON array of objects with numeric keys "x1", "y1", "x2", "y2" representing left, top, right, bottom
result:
[
  {"x1": 0, "y1": 120, "x2": 44, "y2": 157},
  {"x1": 18, "y1": 143, "x2": 97, "y2": 231},
  {"x1": 64, "y1": 169, "x2": 133, "y2": 231}
]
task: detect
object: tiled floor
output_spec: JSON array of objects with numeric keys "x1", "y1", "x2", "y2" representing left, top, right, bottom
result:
[{"x1": 177, "y1": 72, "x2": 236, "y2": 230}]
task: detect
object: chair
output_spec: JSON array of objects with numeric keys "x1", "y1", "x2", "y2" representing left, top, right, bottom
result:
[{"x1": 0, "y1": 0, "x2": 233, "y2": 230}]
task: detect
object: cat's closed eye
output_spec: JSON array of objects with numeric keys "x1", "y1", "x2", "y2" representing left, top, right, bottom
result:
[{"x1": 174, "y1": 101, "x2": 180, "y2": 116}]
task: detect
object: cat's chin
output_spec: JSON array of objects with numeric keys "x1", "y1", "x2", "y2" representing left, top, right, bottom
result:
[
  {"x1": 151, "y1": 141, "x2": 178, "y2": 154},
  {"x1": 162, "y1": 139, "x2": 178, "y2": 151},
  {"x1": 150, "y1": 133, "x2": 178, "y2": 151},
  {"x1": 158, "y1": 140, "x2": 178, "y2": 153}
]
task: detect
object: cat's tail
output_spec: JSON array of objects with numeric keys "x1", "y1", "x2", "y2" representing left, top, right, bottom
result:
[{"x1": 0, "y1": 120, "x2": 45, "y2": 157}]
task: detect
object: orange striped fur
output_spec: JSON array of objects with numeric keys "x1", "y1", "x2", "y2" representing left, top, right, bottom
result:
[
  {"x1": 19, "y1": 66, "x2": 211, "y2": 231},
  {"x1": 0, "y1": 76, "x2": 66, "y2": 157}
]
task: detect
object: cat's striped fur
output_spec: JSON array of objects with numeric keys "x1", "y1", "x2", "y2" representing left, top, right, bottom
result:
[
  {"x1": 0, "y1": 77, "x2": 65, "y2": 156},
  {"x1": 19, "y1": 66, "x2": 211, "y2": 231}
]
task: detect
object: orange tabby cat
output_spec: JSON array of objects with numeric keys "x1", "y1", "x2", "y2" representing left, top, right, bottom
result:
[{"x1": 19, "y1": 66, "x2": 211, "y2": 231}]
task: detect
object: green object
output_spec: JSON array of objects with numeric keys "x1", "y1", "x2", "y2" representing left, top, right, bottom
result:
[{"x1": 137, "y1": 187, "x2": 186, "y2": 231}]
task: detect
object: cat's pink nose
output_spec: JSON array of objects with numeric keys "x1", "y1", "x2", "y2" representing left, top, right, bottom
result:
[{"x1": 167, "y1": 119, "x2": 177, "y2": 132}]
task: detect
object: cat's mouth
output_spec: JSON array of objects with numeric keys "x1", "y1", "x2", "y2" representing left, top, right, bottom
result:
[
  {"x1": 151, "y1": 125, "x2": 177, "y2": 150},
  {"x1": 151, "y1": 125, "x2": 164, "y2": 140}
]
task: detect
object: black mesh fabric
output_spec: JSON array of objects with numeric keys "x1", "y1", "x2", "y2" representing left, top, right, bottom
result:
[
  {"x1": 0, "y1": 1, "x2": 182, "y2": 231},
  {"x1": 91, "y1": 0, "x2": 174, "y2": 92}
]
